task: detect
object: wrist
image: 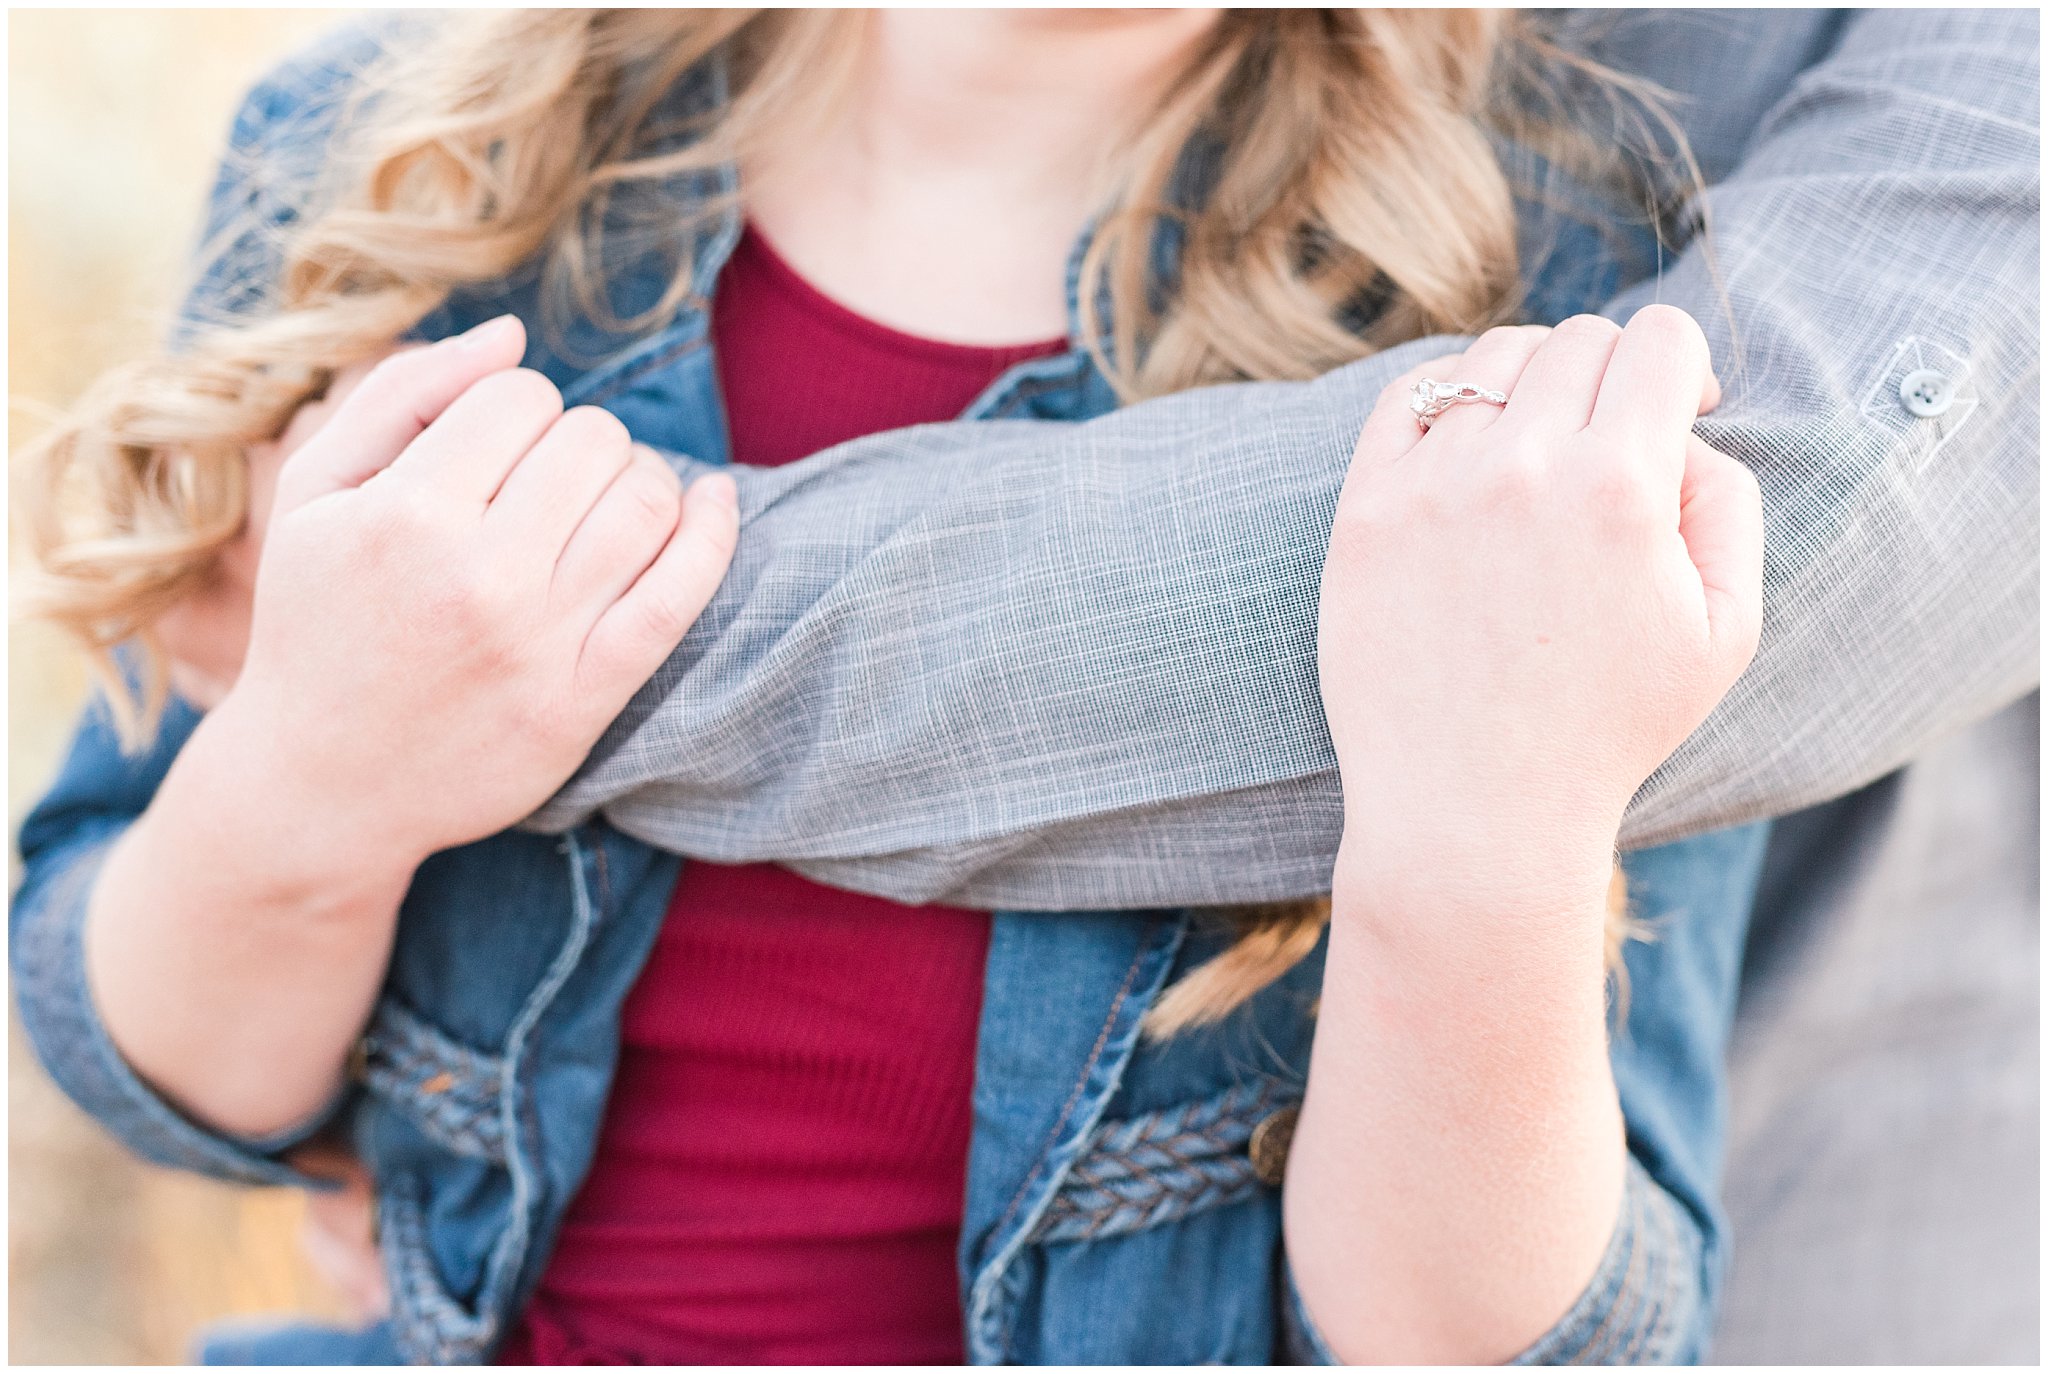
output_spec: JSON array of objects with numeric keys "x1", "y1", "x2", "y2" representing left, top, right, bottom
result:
[
  {"x1": 1326, "y1": 823, "x2": 1618, "y2": 1066},
  {"x1": 173, "y1": 687, "x2": 431, "y2": 903},
  {"x1": 1338, "y1": 795, "x2": 1616, "y2": 906},
  {"x1": 1332, "y1": 797, "x2": 1619, "y2": 970}
]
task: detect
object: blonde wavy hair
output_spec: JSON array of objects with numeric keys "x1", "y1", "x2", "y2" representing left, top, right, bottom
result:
[{"x1": 13, "y1": 8, "x2": 1703, "y2": 1036}]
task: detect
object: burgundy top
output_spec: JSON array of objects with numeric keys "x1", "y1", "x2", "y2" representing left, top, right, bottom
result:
[{"x1": 496, "y1": 227, "x2": 1066, "y2": 1365}]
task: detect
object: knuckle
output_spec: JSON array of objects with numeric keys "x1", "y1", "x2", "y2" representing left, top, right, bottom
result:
[
  {"x1": 632, "y1": 592, "x2": 685, "y2": 643},
  {"x1": 1479, "y1": 322, "x2": 1548, "y2": 350},
  {"x1": 1628, "y1": 302, "x2": 1703, "y2": 346},
  {"x1": 361, "y1": 487, "x2": 440, "y2": 552},
  {"x1": 616, "y1": 463, "x2": 683, "y2": 529},
  {"x1": 629, "y1": 581, "x2": 702, "y2": 649},
  {"x1": 697, "y1": 500, "x2": 739, "y2": 561},
  {"x1": 418, "y1": 578, "x2": 489, "y2": 644},
  {"x1": 1735, "y1": 459, "x2": 1762, "y2": 504},
  {"x1": 351, "y1": 351, "x2": 419, "y2": 405},
  {"x1": 1580, "y1": 461, "x2": 1660, "y2": 526},
  {"x1": 1554, "y1": 312, "x2": 1623, "y2": 344},
  {"x1": 1481, "y1": 450, "x2": 1548, "y2": 511},
  {"x1": 1407, "y1": 479, "x2": 1465, "y2": 525},
  {"x1": 1331, "y1": 479, "x2": 1408, "y2": 539},
  {"x1": 474, "y1": 367, "x2": 564, "y2": 424},
  {"x1": 556, "y1": 404, "x2": 632, "y2": 454},
  {"x1": 1629, "y1": 305, "x2": 1709, "y2": 371},
  {"x1": 330, "y1": 345, "x2": 413, "y2": 406}
]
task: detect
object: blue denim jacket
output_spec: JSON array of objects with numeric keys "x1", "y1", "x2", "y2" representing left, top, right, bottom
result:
[{"x1": 13, "y1": 27, "x2": 1772, "y2": 1365}]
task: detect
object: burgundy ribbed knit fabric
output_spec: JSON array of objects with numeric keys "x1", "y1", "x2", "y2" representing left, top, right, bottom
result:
[{"x1": 496, "y1": 227, "x2": 1065, "y2": 1365}]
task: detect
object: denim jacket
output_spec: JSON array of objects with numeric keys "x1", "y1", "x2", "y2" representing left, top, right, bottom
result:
[{"x1": 13, "y1": 25, "x2": 1774, "y2": 1365}]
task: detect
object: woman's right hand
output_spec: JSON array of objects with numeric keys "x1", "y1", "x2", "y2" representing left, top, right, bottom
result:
[
  {"x1": 290, "y1": 1141, "x2": 390, "y2": 1322},
  {"x1": 211, "y1": 314, "x2": 739, "y2": 869}
]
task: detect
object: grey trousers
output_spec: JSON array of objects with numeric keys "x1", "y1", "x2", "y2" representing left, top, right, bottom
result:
[{"x1": 1716, "y1": 694, "x2": 2040, "y2": 1363}]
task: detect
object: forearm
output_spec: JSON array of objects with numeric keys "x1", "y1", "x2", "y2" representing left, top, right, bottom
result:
[
  {"x1": 1283, "y1": 834, "x2": 1625, "y2": 1364},
  {"x1": 1612, "y1": 8, "x2": 2040, "y2": 846},
  {"x1": 532, "y1": 9, "x2": 2034, "y2": 907},
  {"x1": 83, "y1": 695, "x2": 415, "y2": 1140}
]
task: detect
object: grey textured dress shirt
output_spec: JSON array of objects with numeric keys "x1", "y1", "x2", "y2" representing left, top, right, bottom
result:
[{"x1": 529, "y1": 8, "x2": 2040, "y2": 911}]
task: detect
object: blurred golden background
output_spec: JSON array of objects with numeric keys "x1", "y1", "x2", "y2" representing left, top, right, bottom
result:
[{"x1": 10, "y1": 10, "x2": 352, "y2": 1363}]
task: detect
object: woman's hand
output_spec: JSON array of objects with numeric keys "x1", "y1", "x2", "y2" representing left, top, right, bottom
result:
[
  {"x1": 156, "y1": 346, "x2": 684, "y2": 714},
  {"x1": 209, "y1": 314, "x2": 739, "y2": 869},
  {"x1": 84, "y1": 314, "x2": 738, "y2": 1139},
  {"x1": 1287, "y1": 307, "x2": 1763, "y2": 1365},
  {"x1": 289, "y1": 1142, "x2": 390, "y2": 1323},
  {"x1": 1317, "y1": 307, "x2": 1763, "y2": 908}
]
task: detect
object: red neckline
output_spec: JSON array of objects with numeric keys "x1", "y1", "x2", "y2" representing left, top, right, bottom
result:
[{"x1": 737, "y1": 224, "x2": 1070, "y2": 364}]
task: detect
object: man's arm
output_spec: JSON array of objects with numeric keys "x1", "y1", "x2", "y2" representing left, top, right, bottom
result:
[{"x1": 526, "y1": 7, "x2": 2037, "y2": 910}]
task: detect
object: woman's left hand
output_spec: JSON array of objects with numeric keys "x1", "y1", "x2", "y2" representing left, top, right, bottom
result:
[
  {"x1": 1291, "y1": 307, "x2": 1763, "y2": 1365},
  {"x1": 1317, "y1": 307, "x2": 1764, "y2": 908}
]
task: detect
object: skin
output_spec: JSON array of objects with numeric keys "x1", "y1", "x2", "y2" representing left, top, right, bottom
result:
[
  {"x1": 103, "y1": 11, "x2": 1765, "y2": 1360},
  {"x1": 745, "y1": 8, "x2": 1223, "y2": 344},
  {"x1": 1292, "y1": 309, "x2": 1761, "y2": 1363},
  {"x1": 85, "y1": 317, "x2": 739, "y2": 1139}
]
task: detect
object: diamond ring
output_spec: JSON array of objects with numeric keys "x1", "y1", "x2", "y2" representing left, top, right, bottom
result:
[{"x1": 1410, "y1": 378, "x2": 1509, "y2": 430}]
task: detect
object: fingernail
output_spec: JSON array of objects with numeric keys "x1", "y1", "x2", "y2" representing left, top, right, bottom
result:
[
  {"x1": 452, "y1": 315, "x2": 519, "y2": 351},
  {"x1": 692, "y1": 472, "x2": 737, "y2": 509}
]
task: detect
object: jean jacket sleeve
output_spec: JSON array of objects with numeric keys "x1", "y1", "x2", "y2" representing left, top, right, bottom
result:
[
  {"x1": 1280, "y1": 821, "x2": 1770, "y2": 1365},
  {"x1": 1281, "y1": 1156, "x2": 1709, "y2": 1367},
  {"x1": 529, "y1": 7, "x2": 2038, "y2": 909},
  {"x1": 11, "y1": 694, "x2": 339, "y2": 1187},
  {"x1": 8, "y1": 21, "x2": 388, "y2": 1186}
]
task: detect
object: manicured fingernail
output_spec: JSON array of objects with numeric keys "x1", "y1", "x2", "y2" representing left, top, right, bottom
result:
[
  {"x1": 453, "y1": 315, "x2": 519, "y2": 350},
  {"x1": 692, "y1": 472, "x2": 737, "y2": 508}
]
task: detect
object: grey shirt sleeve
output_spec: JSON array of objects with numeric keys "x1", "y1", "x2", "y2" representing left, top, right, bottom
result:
[{"x1": 528, "y1": 8, "x2": 2039, "y2": 911}]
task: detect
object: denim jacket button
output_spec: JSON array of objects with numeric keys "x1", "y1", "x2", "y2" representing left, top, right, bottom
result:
[{"x1": 1249, "y1": 1105, "x2": 1300, "y2": 1187}]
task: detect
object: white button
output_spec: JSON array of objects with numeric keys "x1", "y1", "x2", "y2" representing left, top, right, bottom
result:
[{"x1": 1899, "y1": 368, "x2": 1956, "y2": 418}]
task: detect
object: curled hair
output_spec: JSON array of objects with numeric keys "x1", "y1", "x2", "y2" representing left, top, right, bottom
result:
[{"x1": 12, "y1": 8, "x2": 1704, "y2": 1035}]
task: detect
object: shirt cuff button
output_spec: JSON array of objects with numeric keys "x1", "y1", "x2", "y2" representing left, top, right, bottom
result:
[{"x1": 1899, "y1": 367, "x2": 1956, "y2": 417}]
